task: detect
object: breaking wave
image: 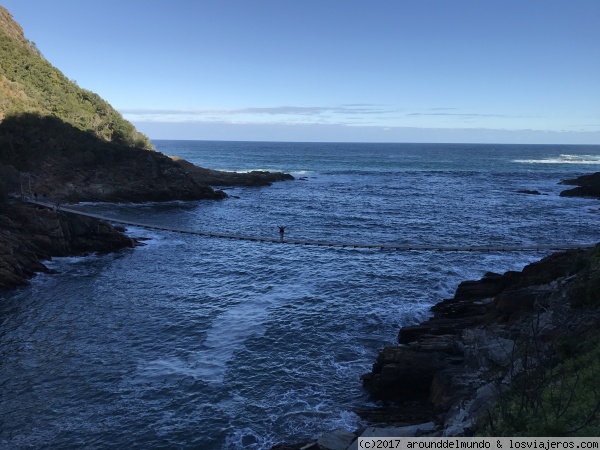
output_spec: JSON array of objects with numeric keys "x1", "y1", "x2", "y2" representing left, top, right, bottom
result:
[{"x1": 513, "y1": 154, "x2": 600, "y2": 164}]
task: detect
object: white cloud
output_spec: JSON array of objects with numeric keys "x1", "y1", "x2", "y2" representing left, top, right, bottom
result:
[
  {"x1": 122, "y1": 105, "x2": 600, "y2": 136},
  {"x1": 119, "y1": 104, "x2": 398, "y2": 125},
  {"x1": 133, "y1": 120, "x2": 600, "y2": 145}
]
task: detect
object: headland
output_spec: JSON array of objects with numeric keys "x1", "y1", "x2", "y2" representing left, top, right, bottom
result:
[{"x1": 0, "y1": 5, "x2": 293, "y2": 289}]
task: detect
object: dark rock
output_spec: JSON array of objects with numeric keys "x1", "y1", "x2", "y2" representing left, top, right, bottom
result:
[
  {"x1": 453, "y1": 271, "x2": 514, "y2": 300},
  {"x1": 560, "y1": 186, "x2": 600, "y2": 198},
  {"x1": 175, "y1": 158, "x2": 294, "y2": 188},
  {"x1": 0, "y1": 202, "x2": 135, "y2": 289},
  {"x1": 317, "y1": 429, "x2": 356, "y2": 450},
  {"x1": 23, "y1": 150, "x2": 292, "y2": 203},
  {"x1": 398, "y1": 302, "x2": 491, "y2": 344},
  {"x1": 355, "y1": 401, "x2": 434, "y2": 427},
  {"x1": 358, "y1": 422, "x2": 437, "y2": 438},
  {"x1": 493, "y1": 286, "x2": 553, "y2": 321},
  {"x1": 517, "y1": 250, "x2": 583, "y2": 287},
  {"x1": 271, "y1": 442, "x2": 317, "y2": 450},
  {"x1": 429, "y1": 367, "x2": 480, "y2": 412},
  {"x1": 517, "y1": 189, "x2": 542, "y2": 195},
  {"x1": 560, "y1": 172, "x2": 600, "y2": 199},
  {"x1": 362, "y1": 346, "x2": 457, "y2": 402}
]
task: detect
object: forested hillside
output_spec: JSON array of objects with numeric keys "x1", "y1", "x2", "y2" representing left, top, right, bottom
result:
[
  {"x1": 0, "y1": 5, "x2": 294, "y2": 205},
  {"x1": 0, "y1": 6, "x2": 223, "y2": 202},
  {"x1": 0, "y1": 6, "x2": 152, "y2": 151}
]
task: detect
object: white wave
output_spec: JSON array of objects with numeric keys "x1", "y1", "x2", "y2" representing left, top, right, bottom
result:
[
  {"x1": 327, "y1": 410, "x2": 362, "y2": 432},
  {"x1": 513, "y1": 154, "x2": 600, "y2": 164},
  {"x1": 214, "y1": 167, "x2": 283, "y2": 174},
  {"x1": 133, "y1": 285, "x2": 309, "y2": 385},
  {"x1": 188, "y1": 293, "x2": 275, "y2": 383},
  {"x1": 211, "y1": 167, "x2": 312, "y2": 176},
  {"x1": 224, "y1": 426, "x2": 275, "y2": 450},
  {"x1": 43, "y1": 255, "x2": 93, "y2": 268},
  {"x1": 123, "y1": 226, "x2": 171, "y2": 243}
]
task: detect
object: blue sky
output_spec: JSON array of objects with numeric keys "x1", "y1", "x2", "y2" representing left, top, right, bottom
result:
[{"x1": 2, "y1": 0, "x2": 599, "y2": 144}]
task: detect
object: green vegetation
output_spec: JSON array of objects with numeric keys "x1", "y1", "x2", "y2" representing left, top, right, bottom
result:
[
  {"x1": 0, "y1": 5, "x2": 153, "y2": 169},
  {"x1": 0, "y1": 6, "x2": 165, "y2": 202},
  {"x1": 481, "y1": 336, "x2": 600, "y2": 436},
  {"x1": 479, "y1": 251, "x2": 600, "y2": 436}
]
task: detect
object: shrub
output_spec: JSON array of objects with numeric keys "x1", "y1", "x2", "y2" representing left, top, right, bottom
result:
[{"x1": 480, "y1": 332, "x2": 600, "y2": 436}]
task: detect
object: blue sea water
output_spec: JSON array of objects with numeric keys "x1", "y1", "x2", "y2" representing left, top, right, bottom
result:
[{"x1": 2, "y1": 141, "x2": 600, "y2": 449}]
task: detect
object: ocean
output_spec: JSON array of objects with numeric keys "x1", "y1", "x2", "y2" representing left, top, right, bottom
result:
[{"x1": 2, "y1": 141, "x2": 600, "y2": 449}]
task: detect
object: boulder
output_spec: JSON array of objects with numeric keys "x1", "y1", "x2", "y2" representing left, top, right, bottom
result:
[
  {"x1": 453, "y1": 271, "x2": 515, "y2": 300},
  {"x1": 362, "y1": 346, "x2": 458, "y2": 402},
  {"x1": 316, "y1": 429, "x2": 356, "y2": 450},
  {"x1": 493, "y1": 286, "x2": 553, "y2": 321}
]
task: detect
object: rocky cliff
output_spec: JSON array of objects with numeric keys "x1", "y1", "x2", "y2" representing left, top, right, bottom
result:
[
  {"x1": 361, "y1": 247, "x2": 596, "y2": 431},
  {"x1": 0, "y1": 202, "x2": 136, "y2": 289}
]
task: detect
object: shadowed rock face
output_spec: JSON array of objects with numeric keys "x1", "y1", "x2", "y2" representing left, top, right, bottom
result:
[
  {"x1": 0, "y1": 114, "x2": 218, "y2": 202},
  {"x1": 0, "y1": 202, "x2": 135, "y2": 289},
  {"x1": 32, "y1": 156, "x2": 294, "y2": 202},
  {"x1": 361, "y1": 247, "x2": 596, "y2": 434},
  {"x1": 0, "y1": 115, "x2": 293, "y2": 203}
]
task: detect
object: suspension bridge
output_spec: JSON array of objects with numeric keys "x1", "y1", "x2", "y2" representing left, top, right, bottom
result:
[{"x1": 23, "y1": 198, "x2": 597, "y2": 253}]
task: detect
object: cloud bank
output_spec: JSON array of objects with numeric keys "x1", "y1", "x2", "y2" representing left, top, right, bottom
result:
[
  {"x1": 122, "y1": 104, "x2": 599, "y2": 144},
  {"x1": 132, "y1": 120, "x2": 600, "y2": 145}
]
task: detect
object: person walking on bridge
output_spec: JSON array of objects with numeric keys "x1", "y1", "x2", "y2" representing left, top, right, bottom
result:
[{"x1": 278, "y1": 225, "x2": 287, "y2": 242}]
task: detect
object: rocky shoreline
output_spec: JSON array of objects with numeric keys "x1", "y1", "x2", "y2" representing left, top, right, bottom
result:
[
  {"x1": 0, "y1": 164, "x2": 294, "y2": 289},
  {"x1": 0, "y1": 201, "x2": 137, "y2": 289},
  {"x1": 174, "y1": 158, "x2": 295, "y2": 189},
  {"x1": 361, "y1": 247, "x2": 597, "y2": 434},
  {"x1": 23, "y1": 149, "x2": 294, "y2": 203}
]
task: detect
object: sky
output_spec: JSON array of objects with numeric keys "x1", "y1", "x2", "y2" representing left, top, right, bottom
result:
[{"x1": 2, "y1": 0, "x2": 599, "y2": 144}]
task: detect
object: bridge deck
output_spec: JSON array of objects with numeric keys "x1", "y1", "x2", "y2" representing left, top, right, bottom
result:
[{"x1": 27, "y1": 200, "x2": 596, "y2": 252}]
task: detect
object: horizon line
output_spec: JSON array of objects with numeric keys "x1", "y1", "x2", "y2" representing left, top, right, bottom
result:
[{"x1": 148, "y1": 138, "x2": 600, "y2": 146}]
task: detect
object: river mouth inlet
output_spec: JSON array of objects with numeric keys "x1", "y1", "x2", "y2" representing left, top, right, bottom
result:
[{"x1": 2, "y1": 141, "x2": 600, "y2": 449}]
